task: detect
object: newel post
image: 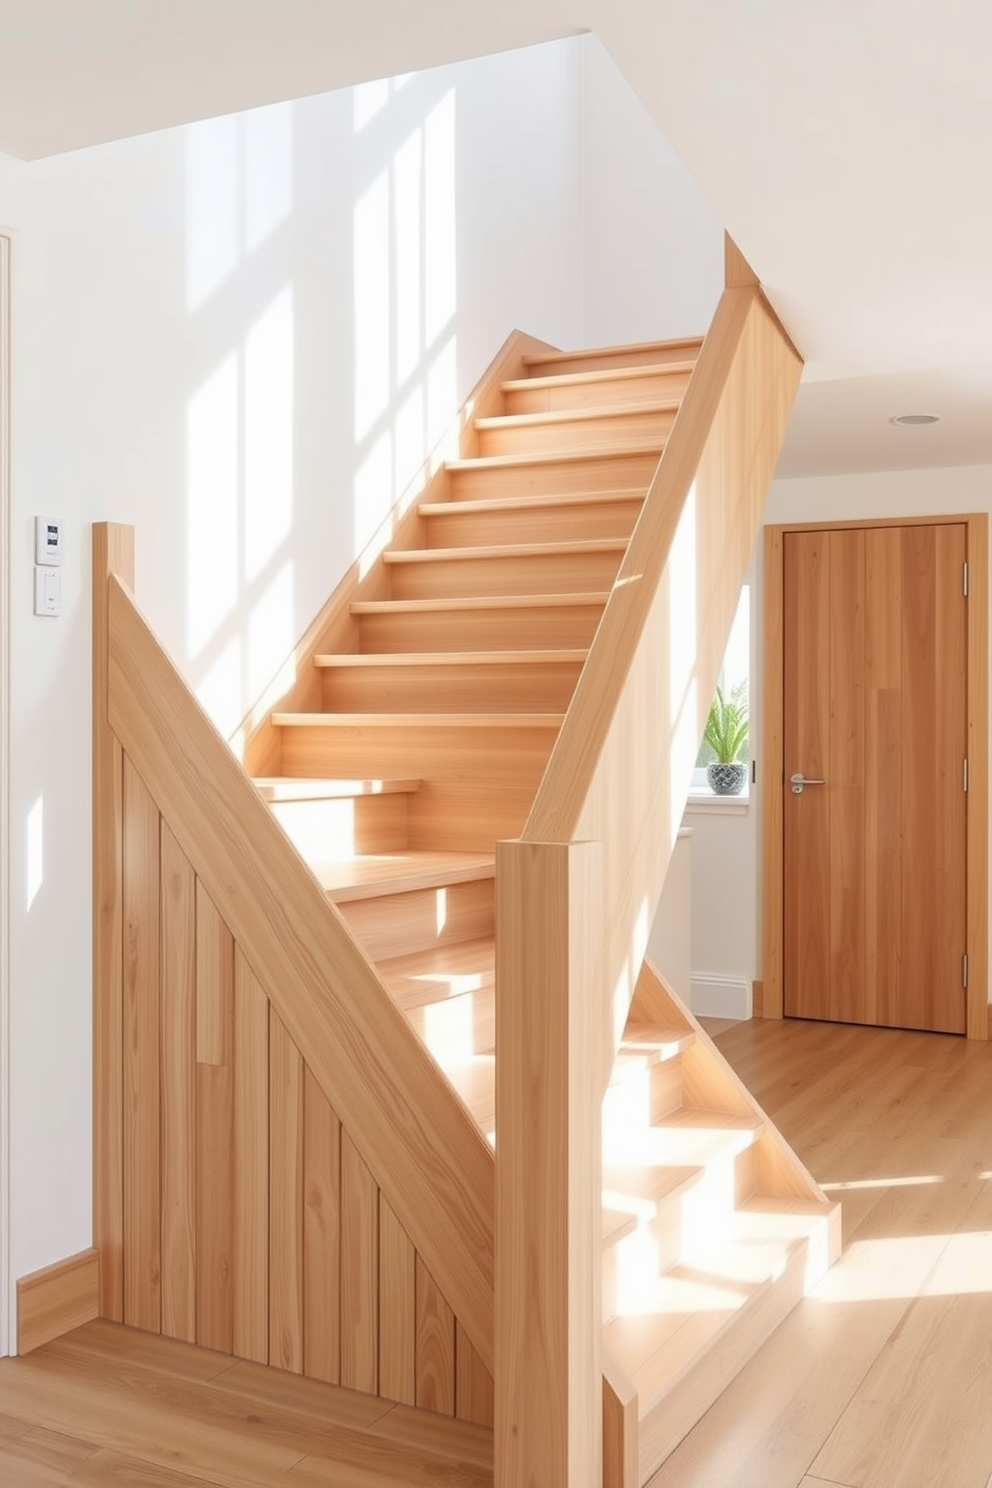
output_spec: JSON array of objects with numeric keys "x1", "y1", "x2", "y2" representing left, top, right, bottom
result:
[
  {"x1": 92, "y1": 522, "x2": 135, "y2": 1320},
  {"x1": 494, "y1": 838, "x2": 604, "y2": 1488}
]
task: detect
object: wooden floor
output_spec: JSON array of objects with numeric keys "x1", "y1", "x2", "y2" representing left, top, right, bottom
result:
[{"x1": 2, "y1": 1015, "x2": 992, "y2": 1488}]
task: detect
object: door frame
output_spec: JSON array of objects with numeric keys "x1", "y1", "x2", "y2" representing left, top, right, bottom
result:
[{"x1": 761, "y1": 513, "x2": 989, "y2": 1040}]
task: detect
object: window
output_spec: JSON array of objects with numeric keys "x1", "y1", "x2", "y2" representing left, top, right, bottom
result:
[{"x1": 691, "y1": 584, "x2": 749, "y2": 799}]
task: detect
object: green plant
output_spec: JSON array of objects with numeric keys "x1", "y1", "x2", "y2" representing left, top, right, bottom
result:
[{"x1": 702, "y1": 680, "x2": 749, "y2": 764}]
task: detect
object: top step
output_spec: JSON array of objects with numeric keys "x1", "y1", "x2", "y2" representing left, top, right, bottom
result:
[{"x1": 521, "y1": 337, "x2": 704, "y2": 378}]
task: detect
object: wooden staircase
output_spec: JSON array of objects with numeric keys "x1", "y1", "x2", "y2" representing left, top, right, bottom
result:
[{"x1": 239, "y1": 336, "x2": 839, "y2": 1483}]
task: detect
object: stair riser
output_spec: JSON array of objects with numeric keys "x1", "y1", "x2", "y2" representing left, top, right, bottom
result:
[
  {"x1": 476, "y1": 408, "x2": 675, "y2": 458},
  {"x1": 422, "y1": 499, "x2": 642, "y2": 548},
  {"x1": 321, "y1": 661, "x2": 583, "y2": 714},
  {"x1": 404, "y1": 988, "x2": 495, "y2": 1064},
  {"x1": 270, "y1": 794, "x2": 409, "y2": 858},
  {"x1": 279, "y1": 724, "x2": 556, "y2": 784},
  {"x1": 356, "y1": 602, "x2": 605, "y2": 654},
  {"x1": 524, "y1": 342, "x2": 701, "y2": 376},
  {"x1": 386, "y1": 548, "x2": 622, "y2": 601},
  {"x1": 449, "y1": 449, "x2": 659, "y2": 500},
  {"x1": 338, "y1": 877, "x2": 494, "y2": 962},
  {"x1": 503, "y1": 369, "x2": 693, "y2": 415}
]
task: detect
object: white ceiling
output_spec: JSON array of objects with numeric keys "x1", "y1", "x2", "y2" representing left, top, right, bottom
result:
[{"x1": 1, "y1": 0, "x2": 989, "y2": 478}]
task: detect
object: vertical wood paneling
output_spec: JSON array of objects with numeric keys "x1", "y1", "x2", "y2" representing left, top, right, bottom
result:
[
  {"x1": 378, "y1": 1198, "x2": 415, "y2": 1406},
  {"x1": 269, "y1": 1009, "x2": 304, "y2": 1373},
  {"x1": 828, "y1": 529, "x2": 865, "y2": 1024},
  {"x1": 195, "y1": 1061, "x2": 234, "y2": 1354},
  {"x1": 122, "y1": 757, "x2": 161, "y2": 1334},
  {"x1": 93, "y1": 522, "x2": 134, "y2": 1321},
  {"x1": 303, "y1": 1066, "x2": 341, "y2": 1383},
  {"x1": 455, "y1": 1321, "x2": 495, "y2": 1427},
  {"x1": 196, "y1": 883, "x2": 234, "y2": 1067},
  {"x1": 233, "y1": 948, "x2": 269, "y2": 1363},
  {"x1": 340, "y1": 1133, "x2": 379, "y2": 1394},
  {"x1": 416, "y1": 1256, "x2": 455, "y2": 1416},
  {"x1": 160, "y1": 823, "x2": 196, "y2": 1342},
  {"x1": 195, "y1": 887, "x2": 234, "y2": 1355}
]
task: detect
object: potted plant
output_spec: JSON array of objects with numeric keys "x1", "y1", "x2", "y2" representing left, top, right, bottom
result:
[{"x1": 701, "y1": 681, "x2": 749, "y2": 795}]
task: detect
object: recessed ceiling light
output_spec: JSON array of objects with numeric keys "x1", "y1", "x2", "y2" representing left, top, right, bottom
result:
[{"x1": 891, "y1": 413, "x2": 940, "y2": 426}]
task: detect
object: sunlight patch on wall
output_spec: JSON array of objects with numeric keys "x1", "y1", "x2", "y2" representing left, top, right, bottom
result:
[
  {"x1": 394, "y1": 128, "x2": 423, "y2": 384},
  {"x1": 425, "y1": 93, "x2": 456, "y2": 345},
  {"x1": 186, "y1": 355, "x2": 239, "y2": 658},
  {"x1": 427, "y1": 336, "x2": 458, "y2": 451},
  {"x1": 354, "y1": 172, "x2": 391, "y2": 441},
  {"x1": 26, "y1": 795, "x2": 43, "y2": 911},
  {"x1": 185, "y1": 116, "x2": 240, "y2": 313},
  {"x1": 353, "y1": 78, "x2": 391, "y2": 132},
  {"x1": 354, "y1": 430, "x2": 394, "y2": 553},
  {"x1": 244, "y1": 103, "x2": 293, "y2": 255},
  {"x1": 195, "y1": 637, "x2": 242, "y2": 740},
  {"x1": 247, "y1": 563, "x2": 295, "y2": 704},
  {"x1": 245, "y1": 288, "x2": 295, "y2": 582}
]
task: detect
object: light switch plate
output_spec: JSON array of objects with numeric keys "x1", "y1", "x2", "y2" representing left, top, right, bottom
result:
[
  {"x1": 33, "y1": 566, "x2": 61, "y2": 616},
  {"x1": 35, "y1": 515, "x2": 64, "y2": 566}
]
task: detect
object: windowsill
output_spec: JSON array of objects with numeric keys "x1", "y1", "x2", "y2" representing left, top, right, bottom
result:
[{"x1": 685, "y1": 791, "x2": 750, "y2": 816}]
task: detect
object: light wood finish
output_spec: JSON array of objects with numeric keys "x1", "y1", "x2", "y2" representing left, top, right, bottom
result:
[
  {"x1": 318, "y1": 651, "x2": 585, "y2": 714},
  {"x1": 302, "y1": 1065, "x2": 340, "y2": 1384},
  {"x1": 16, "y1": 1251, "x2": 99, "y2": 1356},
  {"x1": 105, "y1": 566, "x2": 494, "y2": 1366},
  {"x1": 122, "y1": 757, "x2": 161, "y2": 1335},
  {"x1": 474, "y1": 402, "x2": 677, "y2": 457},
  {"x1": 340, "y1": 1132, "x2": 379, "y2": 1395},
  {"x1": 382, "y1": 539, "x2": 625, "y2": 601},
  {"x1": 93, "y1": 523, "x2": 134, "y2": 1323},
  {"x1": 353, "y1": 592, "x2": 608, "y2": 654},
  {"x1": 521, "y1": 337, "x2": 704, "y2": 376},
  {"x1": 0, "y1": 1319, "x2": 492, "y2": 1487},
  {"x1": 268, "y1": 1010, "x2": 304, "y2": 1374},
  {"x1": 724, "y1": 232, "x2": 759, "y2": 288},
  {"x1": 419, "y1": 489, "x2": 644, "y2": 546},
  {"x1": 195, "y1": 1060, "x2": 234, "y2": 1355},
  {"x1": 495, "y1": 838, "x2": 602, "y2": 1488},
  {"x1": 524, "y1": 288, "x2": 802, "y2": 1091},
  {"x1": 238, "y1": 329, "x2": 556, "y2": 776},
  {"x1": 160, "y1": 823, "x2": 196, "y2": 1344},
  {"x1": 455, "y1": 1323, "x2": 495, "y2": 1429},
  {"x1": 195, "y1": 882, "x2": 234, "y2": 1067},
  {"x1": 233, "y1": 950, "x2": 269, "y2": 1366},
  {"x1": 763, "y1": 514, "x2": 988, "y2": 1039},
  {"x1": 501, "y1": 365, "x2": 694, "y2": 415},
  {"x1": 415, "y1": 1257, "x2": 455, "y2": 1416},
  {"x1": 338, "y1": 873, "x2": 493, "y2": 962},
  {"x1": 448, "y1": 445, "x2": 661, "y2": 501},
  {"x1": 603, "y1": 1354, "x2": 639, "y2": 1488},
  {"x1": 379, "y1": 1198, "x2": 416, "y2": 1406}
]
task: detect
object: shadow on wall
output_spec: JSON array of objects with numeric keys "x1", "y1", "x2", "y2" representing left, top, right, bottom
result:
[{"x1": 181, "y1": 72, "x2": 459, "y2": 741}]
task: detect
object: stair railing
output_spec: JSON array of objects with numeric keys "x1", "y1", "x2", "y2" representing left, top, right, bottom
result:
[{"x1": 494, "y1": 241, "x2": 803, "y2": 1488}]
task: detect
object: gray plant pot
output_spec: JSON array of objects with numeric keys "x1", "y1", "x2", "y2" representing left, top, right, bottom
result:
[{"x1": 706, "y1": 761, "x2": 747, "y2": 796}]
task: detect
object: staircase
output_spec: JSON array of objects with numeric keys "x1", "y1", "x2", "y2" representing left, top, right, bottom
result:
[{"x1": 240, "y1": 335, "x2": 839, "y2": 1482}]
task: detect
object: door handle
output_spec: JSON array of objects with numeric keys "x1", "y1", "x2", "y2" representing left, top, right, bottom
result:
[{"x1": 790, "y1": 772, "x2": 826, "y2": 795}]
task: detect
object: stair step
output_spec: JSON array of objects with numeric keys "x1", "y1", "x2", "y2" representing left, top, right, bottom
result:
[
  {"x1": 617, "y1": 1024, "x2": 695, "y2": 1067},
  {"x1": 352, "y1": 592, "x2": 609, "y2": 654},
  {"x1": 447, "y1": 444, "x2": 661, "y2": 500},
  {"x1": 418, "y1": 489, "x2": 644, "y2": 545},
  {"x1": 382, "y1": 539, "x2": 626, "y2": 601},
  {"x1": 253, "y1": 776, "x2": 421, "y2": 802},
  {"x1": 273, "y1": 711, "x2": 564, "y2": 729},
  {"x1": 336, "y1": 872, "x2": 494, "y2": 963},
  {"x1": 314, "y1": 649, "x2": 586, "y2": 714},
  {"x1": 604, "y1": 1108, "x2": 763, "y2": 1171},
  {"x1": 521, "y1": 336, "x2": 703, "y2": 377},
  {"x1": 501, "y1": 362, "x2": 695, "y2": 414},
  {"x1": 378, "y1": 937, "x2": 495, "y2": 1010},
  {"x1": 474, "y1": 401, "x2": 679, "y2": 457},
  {"x1": 316, "y1": 851, "x2": 495, "y2": 902}
]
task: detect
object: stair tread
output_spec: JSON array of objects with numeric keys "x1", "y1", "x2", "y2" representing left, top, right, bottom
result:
[
  {"x1": 352, "y1": 592, "x2": 610, "y2": 615},
  {"x1": 604, "y1": 1108, "x2": 764, "y2": 1170},
  {"x1": 419, "y1": 489, "x2": 645, "y2": 517},
  {"x1": 445, "y1": 440, "x2": 665, "y2": 473},
  {"x1": 602, "y1": 1162, "x2": 703, "y2": 1210},
  {"x1": 316, "y1": 851, "x2": 495, "y2": 901},
  {"x1": 253, "y1": 776, "x2": 421, "y2": 802},
  {"x1": 272, "y1": 711, "x2": 565, "y2": 728},
  {"x1": 314, "y1": 650, "x2": 587, "y2": 669},
  {"x1": 615, "y1": 1024, "x2": 696, "y2": 1072},
  {"x1": 383, "y1": 538, "x2": 627, "y2": 563},
  {"x1": 475, "y1": 398, "x2": 681, "y2": 431},
  {"x1": 502, "y1": 362, "x2": 697, "y2": 395},
  {"x1": 378, "y1": 938, "x2": 495, "y2": 1010},
  {"x1": 521, "y1": 336, "x2": 703, "y2": 369},
  {"x1": 603, "y1": 1205, "x2": 640, "y2": 1248}
]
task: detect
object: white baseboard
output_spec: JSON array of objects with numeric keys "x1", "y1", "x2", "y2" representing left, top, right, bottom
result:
[{"x1": 690, "y1": 973, "x2": 752, "y2": 1020}]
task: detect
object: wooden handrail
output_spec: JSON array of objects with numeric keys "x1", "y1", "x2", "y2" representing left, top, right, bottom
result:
[
  {"x1": 523, "y1": 283, "x2": 802, "y2": 1062},
  {"x1": 103, "y1": 562, "x2": 495, "y2": 1367}
]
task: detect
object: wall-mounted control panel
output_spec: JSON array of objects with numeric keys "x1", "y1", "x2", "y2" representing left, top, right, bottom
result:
[{"x1": 33, "y1": 515, "x2": 64, "y2": 616}]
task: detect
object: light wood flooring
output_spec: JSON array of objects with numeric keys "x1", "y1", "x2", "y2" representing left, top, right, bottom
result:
[{"x1": 2, "y1": 1015, "x2": 992, "y2": 1488}]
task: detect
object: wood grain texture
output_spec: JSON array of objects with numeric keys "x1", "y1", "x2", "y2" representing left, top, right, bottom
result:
[
  {"x1": 16, "y1": 1251, "x2": 99, "y2": 1355},
  {"x1": 195, "y1": 1061, "x2": 233, "y2": 1356},
  {"x1": 302, "y1": 1066, "x2": 341, "y2": 1385},
  {"x1": 195, "y1": 883, "x2": 233, "y2": 1068},
  {"x1": 724, "y1": 232, "x2": 759, "y2": 288},
  {"x1": 269, "y1": 1010, "x2": 304, "y2": 1373},
  {"x1": 340, "y1": 1132, "x2": 379, "y2": 1396},
  {"x1": 965, "y1": 514, "x2": 988, "y2": 1040},
  {"x1": 455, "y1": 1323, "x2": 494, "y2": 1429},
  {"x1": 379, "y1": 1199, "x2": 416, "y2": 1406},
  {"x1": 122, "y1": 756, "x2": 161, "y2": 1334},
  {"x1": 415, "y1": 1257, "x2": 455, "y2": 1417},
  {"x1": 233, "y1": 949, "x2": 269, "y2": 1365},
  {"x1": 495, "y1": 839, "x2": 602, "y2": 1488},
  {"x1": 93, "y1": 522, "x2": 134, "y2": 1321},
  {"x1": 107, "y1": 577, "x2": 494, "y2": 1368},
  {"x1": 160, "y1": 823, "x2": 196, "y2": 1343}
]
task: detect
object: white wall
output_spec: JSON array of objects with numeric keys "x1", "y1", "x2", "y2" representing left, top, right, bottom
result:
[
  {"x1": 686, "y1": 462, "x2": 992, "y2": 1016},
  {"x1": 579, "y1": 36, "x2": 723, "y2": 347},
  {"x1": 1, "y1": 40, "x2": 586, "y2": 1297}
]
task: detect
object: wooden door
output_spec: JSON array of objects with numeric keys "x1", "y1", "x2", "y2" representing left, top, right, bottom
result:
[{"x1": 783, "y1": 523, "x2": 968, "y2": 1033}]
